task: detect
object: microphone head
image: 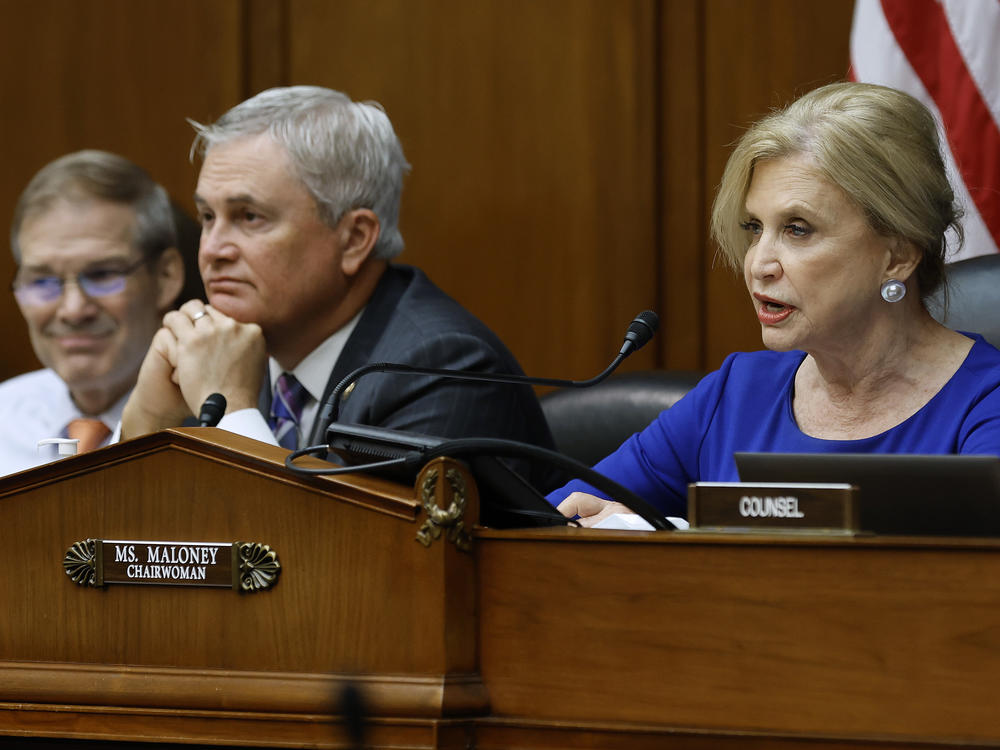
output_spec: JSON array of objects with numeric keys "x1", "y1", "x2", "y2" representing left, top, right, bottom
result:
[
  {"x1": 621, "y1": 310, "x2": 659, "y2": 355},
  {"x1": 198, "y1": 393, "x2": 228, "y2": 427}
]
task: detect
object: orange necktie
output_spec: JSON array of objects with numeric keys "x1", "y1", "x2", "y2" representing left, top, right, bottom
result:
[{"x1": 66, "y1": 418, "x2": 111, "y2": 454}]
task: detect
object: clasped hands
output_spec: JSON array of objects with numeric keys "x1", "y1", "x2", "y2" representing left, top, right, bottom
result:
[{"x1": 122, "y1": 300, "x2": 267, "y2": 438}]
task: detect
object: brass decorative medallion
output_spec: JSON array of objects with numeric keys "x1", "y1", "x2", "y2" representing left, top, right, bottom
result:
[
  {"x1": 416, "y1": 466, "x2": 472, "y2": 551},
  {"x1": 235, "y1": 541, "x2": 282, "y2": 592},
  {"x1": 63, "y1": 539, "x2": 98, "y2": 586}
]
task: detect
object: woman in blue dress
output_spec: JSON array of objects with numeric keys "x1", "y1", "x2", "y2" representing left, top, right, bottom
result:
[{"x1": 552, "y1": 82, "x2": 1000, "y2": 525}]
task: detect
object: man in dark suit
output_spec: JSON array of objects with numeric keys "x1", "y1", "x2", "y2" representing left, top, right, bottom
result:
[{"x1": 122, "y1": 86, "x2": 553, "y2": 477}]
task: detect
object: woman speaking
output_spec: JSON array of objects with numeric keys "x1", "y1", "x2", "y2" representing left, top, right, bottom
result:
[{"x1": 552, "y1": 82, "x2": 1000, "y2": 525}]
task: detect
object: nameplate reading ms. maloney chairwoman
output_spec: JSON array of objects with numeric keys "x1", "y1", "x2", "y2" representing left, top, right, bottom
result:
[{"x1": 62, "y1": 539, "x2": 281, "y2": 592}]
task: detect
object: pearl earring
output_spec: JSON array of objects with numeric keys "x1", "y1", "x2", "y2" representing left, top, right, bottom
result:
[{"x1": 880, "y1": 279, "x2": 906, "y2": 303}]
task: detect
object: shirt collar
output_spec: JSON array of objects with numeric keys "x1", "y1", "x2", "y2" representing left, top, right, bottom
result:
[
  {"x1": 61, "y1": 383, "x2": 130, "y2": 438},
  {"x1": 67, "y1": 386, "x2": 131, "y2": 431},
  {"x1": 267, "y1": 307, "x2": 365, "y2": 400}
]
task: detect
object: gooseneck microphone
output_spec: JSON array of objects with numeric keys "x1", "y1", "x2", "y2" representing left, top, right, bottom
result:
[
  {"x1": 292, "y1": 310, "x2": 669, "y2": 530},
  {"x1": 198, "y1": 393, "x2": 228, "y2": 427},
  {"x1": 620, "y1": 309, "x2": 658, "y2": 356},
  {"x1": 315, "y1": 310, "x2": 659, "y2": 435}
]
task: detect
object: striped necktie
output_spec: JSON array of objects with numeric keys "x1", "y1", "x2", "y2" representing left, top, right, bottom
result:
[{"x1": 269, "y1": 373, "x2": 309, "y2": 450}]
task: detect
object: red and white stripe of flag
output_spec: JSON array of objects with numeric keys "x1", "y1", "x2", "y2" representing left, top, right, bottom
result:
[{"x1": 850, "y1": 0, "x2": 1000, "y2": 260}]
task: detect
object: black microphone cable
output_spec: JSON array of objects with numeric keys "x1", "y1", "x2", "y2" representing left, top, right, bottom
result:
[
  {"x1": 315, "y1": 310, "x2": 659, "y2": 434},
  {"x1": 284, "y1": 436, "x2": 676, "y2": 531},
  {"x1": 289, "y1": 309, "x2": 671, "y2": 528}
]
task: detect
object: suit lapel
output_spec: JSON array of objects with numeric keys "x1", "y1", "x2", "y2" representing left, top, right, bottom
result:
[{"x1": 307, "y1": 265, "x2": 410, "y2": 444}]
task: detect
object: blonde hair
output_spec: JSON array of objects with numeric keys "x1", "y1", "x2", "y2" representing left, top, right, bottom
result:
[{"x1": 710, "y1": 82, "x2": 963, "y2": 297}]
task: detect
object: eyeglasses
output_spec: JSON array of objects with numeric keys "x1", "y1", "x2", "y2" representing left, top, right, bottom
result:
[{"x1": 11, "y1": 257, "x2": 149, "y2": 307}]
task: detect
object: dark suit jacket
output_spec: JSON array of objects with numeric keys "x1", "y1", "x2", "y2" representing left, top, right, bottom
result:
[{"x1": 261, "y1": 264, "x2": 557, "y2": 487}]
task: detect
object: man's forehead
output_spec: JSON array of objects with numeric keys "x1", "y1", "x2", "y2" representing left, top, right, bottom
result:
[
  {"x1": 18, "y1": 198, "x2": 138, "y2": 267},
  {"x1": 197, "y1": 134, "x2": 296, "y2": 188},
  {"x1": 193, "y1": 190, "x2": 261, "y2": 207},
  {"x1": 194, "y1": 134, "x2": 309, "y2": 209},
  {"x1": 18, "y1": 243, "x2": 138, "y2": 270},
  {"x1": 22, "y1": 194, "x2": 135, "y2": 227}
]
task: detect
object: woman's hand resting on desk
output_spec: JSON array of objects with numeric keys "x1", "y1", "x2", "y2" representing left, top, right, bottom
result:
[{"x1": 557, "y1": 492, "x2": 633, "y2": 527}]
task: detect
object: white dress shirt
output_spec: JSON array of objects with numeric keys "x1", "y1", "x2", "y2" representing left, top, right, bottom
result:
[{"x1": 0, "y1": 368, "x2": 126, "y2": 477}]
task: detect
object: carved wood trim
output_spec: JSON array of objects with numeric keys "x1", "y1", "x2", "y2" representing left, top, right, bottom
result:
[{"x1": 0, "y1": 662, "x2": 488, "y2": 718}]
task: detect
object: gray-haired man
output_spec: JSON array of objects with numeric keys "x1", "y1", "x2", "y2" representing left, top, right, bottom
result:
[{"x1": 124, "y1": 86, "x2": 554, "y2": 479}]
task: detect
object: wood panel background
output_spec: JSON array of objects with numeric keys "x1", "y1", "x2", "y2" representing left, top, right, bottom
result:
[{"x1": 0, "y1": 0, "x2": 853, "y2": 384}]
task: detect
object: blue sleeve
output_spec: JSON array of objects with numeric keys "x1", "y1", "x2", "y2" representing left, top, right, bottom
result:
[
  {"x1": 546, "y1": 336, "x2": 1000, "y2": 517},
  {"x1": 546, "y1": 356, "x2": 736, "y2": 518},
  {"x1": 958, "y1": 381, "x2": 1000, "y2": 456},
  {"x1": 946, "y1": 335, "x2": 1000, "y2": 457}
]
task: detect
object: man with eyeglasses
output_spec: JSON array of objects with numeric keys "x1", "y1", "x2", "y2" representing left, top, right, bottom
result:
[{"x1": 0, "y1": 150, "x2": 188, "y2": 474}]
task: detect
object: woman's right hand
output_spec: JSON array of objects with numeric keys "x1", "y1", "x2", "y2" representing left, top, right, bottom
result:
[{"x1": 556, "y1": 492, "x2": 633, "y2": 527}]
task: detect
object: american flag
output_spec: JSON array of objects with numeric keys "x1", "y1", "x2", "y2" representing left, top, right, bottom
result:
[{"x1": 850, "y1": 0, "x2": 1000, "y2": 260}]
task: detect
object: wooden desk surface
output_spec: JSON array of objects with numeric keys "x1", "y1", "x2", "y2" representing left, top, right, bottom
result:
[
  {"x1": 476, "y1": 527, "x2": 1000, "y2": 748},
  {"x1": 3, "y1": 431, "x2": 999, "y2": 749}
]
